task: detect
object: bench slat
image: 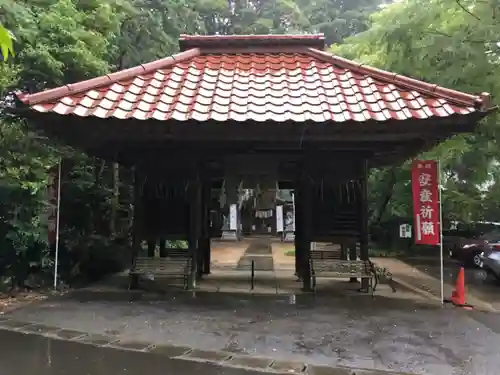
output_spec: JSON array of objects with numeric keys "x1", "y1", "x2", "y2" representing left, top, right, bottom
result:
[
  {"x1": 131, "y1": 256, "x2": 191, "y2": 276},
  {"x1": 311, "y1": 259, "x2": 372, "y2": 277}
]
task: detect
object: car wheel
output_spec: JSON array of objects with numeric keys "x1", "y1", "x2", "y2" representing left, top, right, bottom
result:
[{"x1": 472, "y1": 252, "x2": 483, "y2": 268}]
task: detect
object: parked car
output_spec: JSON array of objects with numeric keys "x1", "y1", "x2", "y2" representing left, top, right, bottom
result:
[
  {"x1": 445, "y1": 229, "x2": 495, "y2": 267},
  {"x1": 443, "y1": 229, "x2": 479, "y2": 254},
  {"x1": 452, "y1": 239, "x2": 491, "y2": 267},
  {"x1": 481, "y1": 248, "x2": 500, "y2": 281}
]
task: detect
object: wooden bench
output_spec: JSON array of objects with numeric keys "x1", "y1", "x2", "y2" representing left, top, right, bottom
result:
[
  {"x1": 310, "y1": 248, "x2": 342, "y2": 260},
  {"x1": 309, "y1": 257, "x2": 377, "y2": 295},
  {"x1": 129, "y1": 255, "x2": 192, "y2": 290},
  {"x1": 161, "y1": 248, "x2": 190, "y2": 258}
]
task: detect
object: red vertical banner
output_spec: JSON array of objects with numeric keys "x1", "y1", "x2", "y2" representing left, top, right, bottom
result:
[
  {"x1": 47, "y1": 165, "x2": 60, "y2": 247},
  {"x1": 411, "y1": 160, "x2": 440, "y2": 245}
]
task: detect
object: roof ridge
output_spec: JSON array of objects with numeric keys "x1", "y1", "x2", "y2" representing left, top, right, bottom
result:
[
  {"x1": 179, "y1": 34, "x2": 325, "y2": 52},
  {"x1": 16, "y1": 48, "x2": 201, "y2": 106},
  {"x1": 305, "y1": 47, "x2": 490, "y2": 110}
]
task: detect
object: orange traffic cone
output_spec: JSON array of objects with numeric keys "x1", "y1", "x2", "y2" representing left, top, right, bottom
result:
[{"x1": 445, "y1": 267, "x2": 473, "y2": 309}]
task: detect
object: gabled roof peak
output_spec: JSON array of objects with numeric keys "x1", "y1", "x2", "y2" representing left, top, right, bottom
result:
[
  {"x1": 179, "y1": 34, "x2": 325, "y2": 52},
  {"x1": 14, "y1": 34, "x2": 492, "y2": 121}
]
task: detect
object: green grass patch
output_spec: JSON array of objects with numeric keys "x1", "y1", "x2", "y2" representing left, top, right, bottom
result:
[{"x1": 284, "y1": 249, "x2": 295, "y2": 256}]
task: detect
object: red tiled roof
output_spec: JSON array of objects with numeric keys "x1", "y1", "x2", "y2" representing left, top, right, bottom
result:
[{"x1": 15, "y1": 34, "x2": 491, "y2": 123}]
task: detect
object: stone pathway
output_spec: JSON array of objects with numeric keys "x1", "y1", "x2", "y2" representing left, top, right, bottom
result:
[
  {"x1": 271, "y1": 242, "x2": 295, "y2": 269},
  {"x1": 211, "y1": 241, "x2": 247, "y2": 268},
  {"x1": 237, "y1": 240, "x2": 275, "y2": 271}
]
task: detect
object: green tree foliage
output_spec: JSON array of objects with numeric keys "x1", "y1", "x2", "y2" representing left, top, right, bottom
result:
[
  {"x1": 297, "y1": 0, "x2": 389, "y2": 45},
  {"x1": 0, "y1": 0, "x2": 133, "y2": 290},
  {"x1": 333, "y1": 0, "x2": 500, "y2": 226},
  {"x1": 0, "y1": 23, "x2": 14, "y2": 61},
  {"x1": 3, "y1": 0, "x2": 432, "y2": 289}
]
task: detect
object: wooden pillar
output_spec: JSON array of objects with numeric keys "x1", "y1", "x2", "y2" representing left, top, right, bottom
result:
[
  {"x1": 195, "y1": 181, "x2": 206, "y2": 279},
  {"x1": 159, "y1": 239, "x2": 167, "y2": 257},
  {"x1": 340, "y1": 243, "x2": 347, "y2": 260},
  {"x1": 188, "y1": 173, "x2": 202, "y2": 289},
  {"x1": 201, "y1": 181, "x2": 211, "y2": 274},
  {"x1": 296, "y1": 172, "x2": 312, "y2": 291},
  {"x1": 294, "y1": 183, "x2": 301, "y2": 279},
  {"x1": 348, "y1": 241, "x2": 358, "y2": 283},
  {"x1": 130, "y1": 167, "x2": 142, "y2": 289},
  {"x1": 359, "y1": 159, "x2": 370, "y2": 290},
  {"x1": 147, "y1": 240, "x2": 155, "y2": 257},
  {"x1": 302, "y1": 176, "x2": 313, "y2": 291}
]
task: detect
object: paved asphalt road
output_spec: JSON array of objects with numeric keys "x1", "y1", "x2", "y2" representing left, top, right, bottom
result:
[{"x1": 0, "y1": 329, "x2": 263, "y2": 375}]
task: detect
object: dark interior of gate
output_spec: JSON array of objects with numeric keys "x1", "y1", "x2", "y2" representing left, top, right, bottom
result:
[{"x1": 13, "y1": 34, "x2": 492, "y2": 293}]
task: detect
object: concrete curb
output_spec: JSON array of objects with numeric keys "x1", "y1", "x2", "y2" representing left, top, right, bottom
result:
[
  {"x1": 390, "y1": 277, "x2": 442, "y2": 304},
  {"x1": 0, "y1": 317, "x2": 414, "y2": 375}
]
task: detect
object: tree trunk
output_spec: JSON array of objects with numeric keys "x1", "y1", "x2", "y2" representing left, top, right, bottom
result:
[{"x1": 373, "y1": 167, "x2": 397, "y2": 225}]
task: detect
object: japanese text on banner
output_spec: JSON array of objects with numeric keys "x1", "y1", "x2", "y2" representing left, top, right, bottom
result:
[{"x1": 411, "y1": 160, "x2": 440, "y2": 245}]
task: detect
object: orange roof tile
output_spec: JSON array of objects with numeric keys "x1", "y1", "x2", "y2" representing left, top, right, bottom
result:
[{"x1": 15, "y1": 34, "x2": 491, "y2": 123}]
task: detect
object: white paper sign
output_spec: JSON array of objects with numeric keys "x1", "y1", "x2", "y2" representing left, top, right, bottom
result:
[
  {"x1": 229, "y1": 204, "x2": 238, "y2": 230},
  {"x1": 399, "y1": 224, "x2": 412, "y2": 238},
  {"x1": 276, "y1": 205, "x2": 284, "y2": 232}
]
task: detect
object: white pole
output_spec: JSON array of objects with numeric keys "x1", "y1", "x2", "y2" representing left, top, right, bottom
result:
[
  {"x1": 291, "y1": 192, "x2": 296, "y2": 232},
  {"x1": 438, "y1": 159, "x2": 444, "y2": 304},
  {"x1": 53, "y1": 160, "x2": 62, "y2": 290}
]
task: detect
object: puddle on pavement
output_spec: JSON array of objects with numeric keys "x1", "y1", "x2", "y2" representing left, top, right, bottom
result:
[
  {"x1": 0, "y1": 329, "x2": 272, "y2": 375},
  {"x1": 20, "y1": 323, "x2": 61, "y2": 335},
  {"x1": 0, "y1": 320, "x2": 34, "y2": 329}
]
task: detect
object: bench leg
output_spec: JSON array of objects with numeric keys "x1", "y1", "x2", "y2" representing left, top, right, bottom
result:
[
  {"x1": 186, "y1": 274, "x2": 196, "y2": 290},
  {"x1": 358, "y1": 278, "x2": 370, "y2": 293}
]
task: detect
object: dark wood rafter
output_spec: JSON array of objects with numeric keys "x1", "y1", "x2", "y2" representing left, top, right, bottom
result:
[{"x1": 22, "y1": 112, "x2": 483, "y2": 173}]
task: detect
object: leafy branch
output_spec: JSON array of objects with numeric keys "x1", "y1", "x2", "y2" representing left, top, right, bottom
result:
[
  {"x1": 0, "y1": 23, "x2": 14, "y2": 61},
  {"x1": 456, "y1": 0, "x2": 482, "y2": 21}
]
